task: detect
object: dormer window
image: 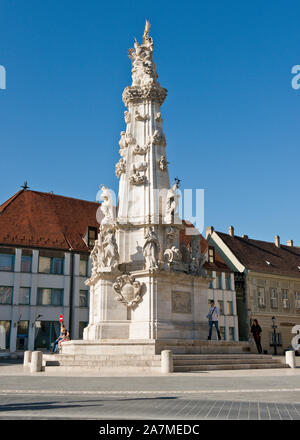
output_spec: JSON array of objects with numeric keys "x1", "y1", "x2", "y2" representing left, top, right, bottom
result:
[
  {"x1": 208, "y1": 247, "x2": 215, "y2": 263},
  {"x1": 83, "y1": 226, "x2": 98, "y2": 248}
]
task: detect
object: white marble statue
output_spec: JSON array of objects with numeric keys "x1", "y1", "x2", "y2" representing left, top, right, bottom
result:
[
  {"x1": 164, "y1": 182, "x2": 180, "y2": 224},
  {"x1": 99, "y1": 185, "x2": 115, "y2": 226},
  {"x1": 100, "y1": 228, "x2": 119, "y2": 270},
  {"x1": 143, "y1": 227, "x2": 160, "y2": 271}
]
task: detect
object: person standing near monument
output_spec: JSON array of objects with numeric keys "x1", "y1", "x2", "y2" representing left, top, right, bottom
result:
[
  {"x1": 207, "y1": 300, "x2": 222, "y2": 340},
  {"x1": 251, "y1": 319, "x2": 263, "y2": 354}
]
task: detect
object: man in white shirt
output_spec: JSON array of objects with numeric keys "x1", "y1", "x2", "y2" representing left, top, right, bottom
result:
[{"x1": 207, "y1": 300, "x2": 222, "y2": 340}]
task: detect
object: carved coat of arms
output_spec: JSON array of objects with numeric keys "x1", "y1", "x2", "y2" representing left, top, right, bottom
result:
[{"x1": 113, "y1": 274, "x2": 144, "y2": 307}]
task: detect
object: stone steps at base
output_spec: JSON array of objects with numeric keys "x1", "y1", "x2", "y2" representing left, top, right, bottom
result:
[
  {"x1": 173, "y1": 359, "x2": 282, "y2": 366},
  {"x1": 174, "y1": 363, "x2": 289, "y2": 372},
  {"x1": 173, "y1": 354, "x2": 273, "y2": 360}
]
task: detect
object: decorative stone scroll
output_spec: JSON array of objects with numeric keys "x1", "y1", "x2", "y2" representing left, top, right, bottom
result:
[
  {"x1": 158, "y1": 155, "x2": 168, "y2": 171},
  {"x1": 151, "y1": 129, "x2": 166, "y2": 147},
  {"x1": 115, "y1": 158, "x2": 126, "y2": 177},
  {"x1": 129, "y1": 161, "x2": 147, "y2": 185},
  {"x1": 124, "y1": 111, "x2": 131, "y2": 124},
  {"x1": 135, "y1": 111, "x2": 148, "y2": 121},
  {"x1": 122, "y1": 84, "x2": 168, "y2": 107},
  {"x1": 133, "y1": 144, "x2": 149, "y2": 155},
  {"x1": 113, "y1": 274, "x2": 144, "y2": 307},
  {"x1": 164, "y1": 246, "x2": 189, "y2": 273}
]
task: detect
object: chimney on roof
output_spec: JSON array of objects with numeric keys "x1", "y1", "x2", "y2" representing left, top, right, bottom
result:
[
  {"x1": 206, "y1": 226, "x2": 214, "y2": 239},
  {"x1": 275, "y1": 235, "x2": 280, "y2": 248},
  {"x1": 287, "y1": 240, "x2": 294, "y2": 247},
  {"x1": 242, "y1": 235, "x2": 248, "y2": 239},
  {"x1": 228, "y1": 226, "x2": 234, "y2": 237}
]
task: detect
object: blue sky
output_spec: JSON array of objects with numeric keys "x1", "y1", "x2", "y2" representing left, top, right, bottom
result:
[{"x1": 0, "y1": 0, "x2": 299, "y2": 244}]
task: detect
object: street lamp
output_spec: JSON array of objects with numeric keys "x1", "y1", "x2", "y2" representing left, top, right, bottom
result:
[{"x1": 272, "y1": 316, "x2": 277, "y2": 356}]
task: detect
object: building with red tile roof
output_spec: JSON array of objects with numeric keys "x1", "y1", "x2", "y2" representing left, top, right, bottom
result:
[
  {"x1": 0, "y1": 189, "x2": 100, "y2": 353},
  {"x1": 206, "y1": 226, "x2": 300, "y2": 354}
]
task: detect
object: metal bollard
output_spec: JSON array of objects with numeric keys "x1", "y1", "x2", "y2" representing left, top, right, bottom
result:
[
  {"x1": 161, "y1": 350, "x2": 173, "y2": 373},
  {"x1": 285, "y1": 350, "x2": 296, "y2": 368},
  {"x1": 30, "y1": 351, "x2": 43, "y2": 373},
  {"x1": 23, "y1": 350, "x2": 32, "y2": 367}
]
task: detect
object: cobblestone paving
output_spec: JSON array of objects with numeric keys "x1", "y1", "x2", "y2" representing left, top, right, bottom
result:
[{"x1": 0, "y1": 393, "x2": 300, "y2": 420}]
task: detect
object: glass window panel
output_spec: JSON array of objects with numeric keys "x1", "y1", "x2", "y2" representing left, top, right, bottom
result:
[
  {"x1": 225, "y1": 273, "x2": 231, "y2": 290},
  {"x1": 0, "y1": 254, "x2": 14, "y2": 271},
  {"x1": 39, "y1": 257, "x2": 51, "y2": 274},
  {"x1": 270, "y1": 289, "x2": 278, "y2": 308},
  {"x1": 38, "y1": 288, "x2": 51, "y2": 305},
  {"x1": 220, "y1": 326, "x2": 226, "y2": 340},
  {"x1": 19, "y1": 287, "x2": 30, "y2": 305},
  {"x1": 0, "y1": 286, "x2": 13, "y2": 304},
  {"x1": 79, "y1": 321, "x2": 88, "y2": 339},
  {"x1": 52, "y1": 258, "x2": 64, "y2": 275},
  {"x1": 79, "y1": 290, "x2": 89, "y2": 307},
  {"x1": 52, "y1": 289, "x2": 63, "y2": 306},
  {"x1": 218, "y1": 301, "x2": 224, "y2": 315},
  {"x1": 21, "y1": 255, "x2": 32, "y2": 272},
  {"x1": 227, "y1": 301, "x2": 233, "y2": 315},
  {"x1": 229, "y1": 327, "x2": 235, "y2": 341},
  {"x1": 0, "y1": 320, "x2": 11, "y2": 349},
  {"x1": 79, "y1": 259, "x2": 88, "y2": 277}
]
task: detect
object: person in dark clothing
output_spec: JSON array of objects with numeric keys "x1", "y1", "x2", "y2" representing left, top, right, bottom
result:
[{"x1": 251, "y1": 319, "x2": 263, "y2": 354}]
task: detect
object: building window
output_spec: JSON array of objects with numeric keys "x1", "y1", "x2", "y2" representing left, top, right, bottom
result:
[
  {"x1": 229, "y1": 327, "x2": 235, "y2": 341},
  {"x1": 38, "y1": 256, "x2": 64, "y2": 275},
  {"x1": 257, "y1": 287, "x2": 265, "y2": 308},
  {"x1": 16, "y1": 320, "x2": 29, "y2": 350},
  {"x1": 295, "y1": 292, "x2": 300, "y2": 310},
  {"x1": 19, "y1": 287, "x2": 30, "y2": 305},
  {"x1": 220, "y1": 326, "x2": 226, "y2": 340},
  {"x1": 216, "y1": 273, "x2": 222, "y2": 289},
  {"x1": 79, "y1": 290, "x2": 89, "y2": 307},
  {"x1": 0, "y1": 320, "x2": 11, "y2": 350},
  {"x1": 208, "y1": 247, "x2": 215, "y2": 263},
  {"x1": 79, "y1": 257, "x2": 88, "y2": 277},
  {"x1": 0, "y1": 286, "x2": 13, "y2": 304},
  {"x1": 225, "y1": 273, "x2": 231, "y2": 290},
  {"x1": 206, "y1": 271, "x2": 213, "y2": 289},
  {"x1": 88, "y1": 227, "x2": 98, "y2": 248},
  {"x1": 282, "y1": 290, "x2": 289, "y2": 309},
  {"x1": 270, "y1": 288, "x2": 278, "y2": 309},
  {"x1": 37, "y1": 288, "x2": 64, "y2": 306},
  {"x1": 79, "y1": 321, "x2": 88, "y2": 339},
  {"x1": 21, "y1": 252, "x2": 32, "y2": 272},
  {"x1": 226, "y1": 301, "x2": 233, "y2": 315},
  {"x1": 34, "y1": 321, "x2": 61, "y2": 350},
  {"x1": 269, "y1": 332, "x2": 282, "y2": 346},
  {"x1": 0, "y1": 254, "x2": 14, "y2": 272},
  {"x1": 218, "y1": 300, "x2": 224, "y2": 315}
]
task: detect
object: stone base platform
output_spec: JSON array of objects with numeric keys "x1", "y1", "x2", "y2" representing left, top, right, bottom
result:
[
  {"x1": 59, "y1": 339, "x2": 252, "y2": 356},
  {"x1": 41, "y1": 339, "x2": 256, "y2": 374}
]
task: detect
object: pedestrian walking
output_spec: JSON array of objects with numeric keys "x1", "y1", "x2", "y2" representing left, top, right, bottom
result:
[
  {"x1": 251, "y1": 319, "x2": 263, "y2": 354},
  {"x1": 207, "y1": 300, "x2": 221, "y2": 340}
]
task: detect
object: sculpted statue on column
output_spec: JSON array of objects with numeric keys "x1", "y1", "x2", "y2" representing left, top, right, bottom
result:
[
  {"x1": 164, "y1": 181, "x2": 180, "y2": 224},
  {"x1": 99, "y1": 185, "x2": 115, "y2": 226},
  {"x1": 143, "y1": 227, "x2": 160, "y2": 271}
]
